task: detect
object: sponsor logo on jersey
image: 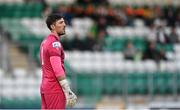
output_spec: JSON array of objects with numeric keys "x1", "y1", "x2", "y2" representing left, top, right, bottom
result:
[{"x1": 52, "y1": 42, "x2": 61, "y2": 48}]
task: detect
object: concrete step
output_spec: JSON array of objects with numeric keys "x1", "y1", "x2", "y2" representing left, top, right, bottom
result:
[
  {"x1": 95, "y1": 96, "x2": 125, "y2": 110},
  {"x1": 9, "y1": 45, "x2": 29, "y2": 69}
]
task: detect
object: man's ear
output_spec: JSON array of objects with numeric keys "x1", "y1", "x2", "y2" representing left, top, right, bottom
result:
[{"x1": 50, "y1": 24, "x2": 55, "y2": 30}]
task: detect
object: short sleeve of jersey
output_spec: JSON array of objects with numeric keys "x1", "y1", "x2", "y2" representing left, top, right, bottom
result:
[{"x1": 48, "y1": 41, "x2": 61, "y2": 56}]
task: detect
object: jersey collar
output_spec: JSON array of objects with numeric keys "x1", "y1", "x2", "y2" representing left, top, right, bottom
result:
[{"x1": 49, "y1": 33, "x2": 60, "y2": 41}]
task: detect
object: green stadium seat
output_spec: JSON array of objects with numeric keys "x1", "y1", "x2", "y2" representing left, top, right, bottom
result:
[
  {"x1": 153, "y1": 73, "x2": 164, "y2": 94},
  {"x1": 157, "y1": 44, "x2": 174, "y2": 52},
  {"x1": 127, "y1": 73, "x2": 137, "y2": 94},
  {"x1": 136, "y1": 73, "x2": 148, "y2": 94},
  {"x1": 152, "y1": 72, "x2": 175, "y2": 94},
  {"x1": 77, "y1": 74, "x2": 97, "y2": 96},
  {"x1": 165, "y1": 72, "x2": 176, "y2": 94},
  {"x1": 126, "y1": 73, "x2": 147, "y2": 94},
  {"x1": 0, "y1": 4, "x2": 5, "y2": 17},
  {"x1": 102, "y1": 74, "x2": 124, "y2": 94}
]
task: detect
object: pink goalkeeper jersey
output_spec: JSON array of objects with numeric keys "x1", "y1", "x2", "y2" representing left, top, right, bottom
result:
[{"x1": 40, "y1": 34, "x2": 65, "y2": 94}]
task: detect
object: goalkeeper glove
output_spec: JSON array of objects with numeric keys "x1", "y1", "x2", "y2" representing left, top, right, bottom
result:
[{"x1": 59, "y1": 79, "x2": 77, "y2": 107}]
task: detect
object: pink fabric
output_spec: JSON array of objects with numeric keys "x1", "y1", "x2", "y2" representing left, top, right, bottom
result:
[
  {"x1": 41, "y1": 92, "x2": 66, "y2": 109},
  {"x1": 50, "y1": 56, "x2": 65, "y2": 77},
  {"x1": 40, "y1": 34, "x2": 65, "y2": 94}
]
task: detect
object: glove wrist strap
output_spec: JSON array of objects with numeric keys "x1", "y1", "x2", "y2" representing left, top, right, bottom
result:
[{"x1": 59, "y1": 79, "x2": 70, "y2": 92}]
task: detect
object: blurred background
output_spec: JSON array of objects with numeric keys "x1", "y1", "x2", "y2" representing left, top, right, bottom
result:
[{"x1": 0, "y1": 0, "x2": 180, "y2": 109}]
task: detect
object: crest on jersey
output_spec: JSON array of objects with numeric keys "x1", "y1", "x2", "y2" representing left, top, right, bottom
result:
[{"x1": 52, "y1": 42, "x2": 61, "y2": 48}]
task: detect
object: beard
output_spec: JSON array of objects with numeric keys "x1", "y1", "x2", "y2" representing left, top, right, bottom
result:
[{"x1": 57, "y1": 30, "x2": 65, "y2": 36}]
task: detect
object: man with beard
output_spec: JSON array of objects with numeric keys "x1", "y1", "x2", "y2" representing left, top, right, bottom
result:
[{"x1": 40, "y1": 14, "x2": 77, "y2": 109}]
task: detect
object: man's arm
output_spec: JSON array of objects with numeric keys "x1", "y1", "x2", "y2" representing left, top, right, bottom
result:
[
  {"x1": 50, "y1": 56, "x2": 77, "y2": 107},
  {"x1": 50, "y1": 56, "x2": 65, "y2": 78}
]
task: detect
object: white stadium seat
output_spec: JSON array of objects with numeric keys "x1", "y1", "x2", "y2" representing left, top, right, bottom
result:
[
  {"x1": 165, "y1": 61, "x2": 178, "y2": 72},
  {"x1": 65, "y1": 26, "x2": 75, "y2": 39},
  {"x1": 2, "y1": 77, "x2": 16, "y2": 98},
  {"x1": 143, "y1": 60, "x2": 157, "y2": 72},
  {"x1": 174, "y1": 44, "x2": 180, "y2": 52},
  {"x1": 134, "y1": 61, "x2": 146, "y2": 73},
  {"x1": 36, "y1": 68, "x2": 42, "y2": 80},
  {"x1": 13, "y1": 68, "x2": 26, "y2": 78},
  {"x1": 124, "y1": 61, "x2": 135, "y2": 73},
  {"x1": 177, "y1": 61, "x2": 180, "y2": 71},
  {"x1": 166, "y1": 52, "x2": 175, "y2": 60},
  {"x1": 72, "y1": 18, "x2": 94, "y2": 38},
  {"x1": 114, "y1": 61, "x2": 125, "y2": 72},
  {"x1": 134, "y1": 19, "x2": 145, "y2": 27},
  {"x1": 175, "y1": 53, "x2": 180, "y2": 60},
  {"x1": 2, "y1": 86, "x2": 14, "y2": 99},
  {"x1": 0, "y1": 68, "x2": 4, "y2": 77}
]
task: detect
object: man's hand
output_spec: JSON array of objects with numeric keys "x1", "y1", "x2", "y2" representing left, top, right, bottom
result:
[
  {"x1": 59, "y1": 79, "x2": 77, "y2": 107},
  {"x1": 64, "y1": 89, "x2": 77, "y2": 107}
]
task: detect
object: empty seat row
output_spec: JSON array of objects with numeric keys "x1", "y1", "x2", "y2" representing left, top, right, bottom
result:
[
  {"x1": 21, "y1": 18, "x2": 49, "y2": 36},
  {"x1": 21, "y1": 18, "x2": 94, "y2": 39},
  {"x1": 1, "y1": 68, "x2": 179, "y2": 97},
  {"x1": 65, "y1": 51, "x2": 180, "y2": 73},
  {"x1": 3, "y1": 18, "x2": 179, "y2": 44},
  {"x1": 19, "y1": 18, "x2": 180, "y2": 42},
  {"x1": 0, "y1": 3, "x2": 43, "y2": 18},
  {"x1": 76, "y1": 72, "x2": 180, "y2": 95},
  {"x1": 107, "y1": 26, "x2": 180, "y2": 39},
  {"x1": 104, "y1": 36, "x2": 174, "y2": 52},
  {"x1": 65, "y1": 51, "x2": 124, "y2": 61}
]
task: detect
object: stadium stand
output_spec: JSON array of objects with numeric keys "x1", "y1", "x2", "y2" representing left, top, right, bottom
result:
[{"x1": 0, "y1": 0, "x2": 180, "y2": 109}]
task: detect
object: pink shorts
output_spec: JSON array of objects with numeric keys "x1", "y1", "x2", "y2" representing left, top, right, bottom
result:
[{"x1": 41, "y1": 93, "x2": 66, "y2": 109}]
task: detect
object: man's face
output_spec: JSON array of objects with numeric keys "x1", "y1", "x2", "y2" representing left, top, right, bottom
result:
[{"x1": 53, "y1": 18, "x2": 66, "y2": 36}]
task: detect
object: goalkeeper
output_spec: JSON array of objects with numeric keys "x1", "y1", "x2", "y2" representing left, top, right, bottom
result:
[{"x1": 39, "y1": 14, "x2": 77, "y2": 109}]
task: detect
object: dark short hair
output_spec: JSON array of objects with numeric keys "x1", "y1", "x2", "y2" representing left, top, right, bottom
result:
[{"x1": 46, "y1": 13, "x2": 63, "y2": 30}]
